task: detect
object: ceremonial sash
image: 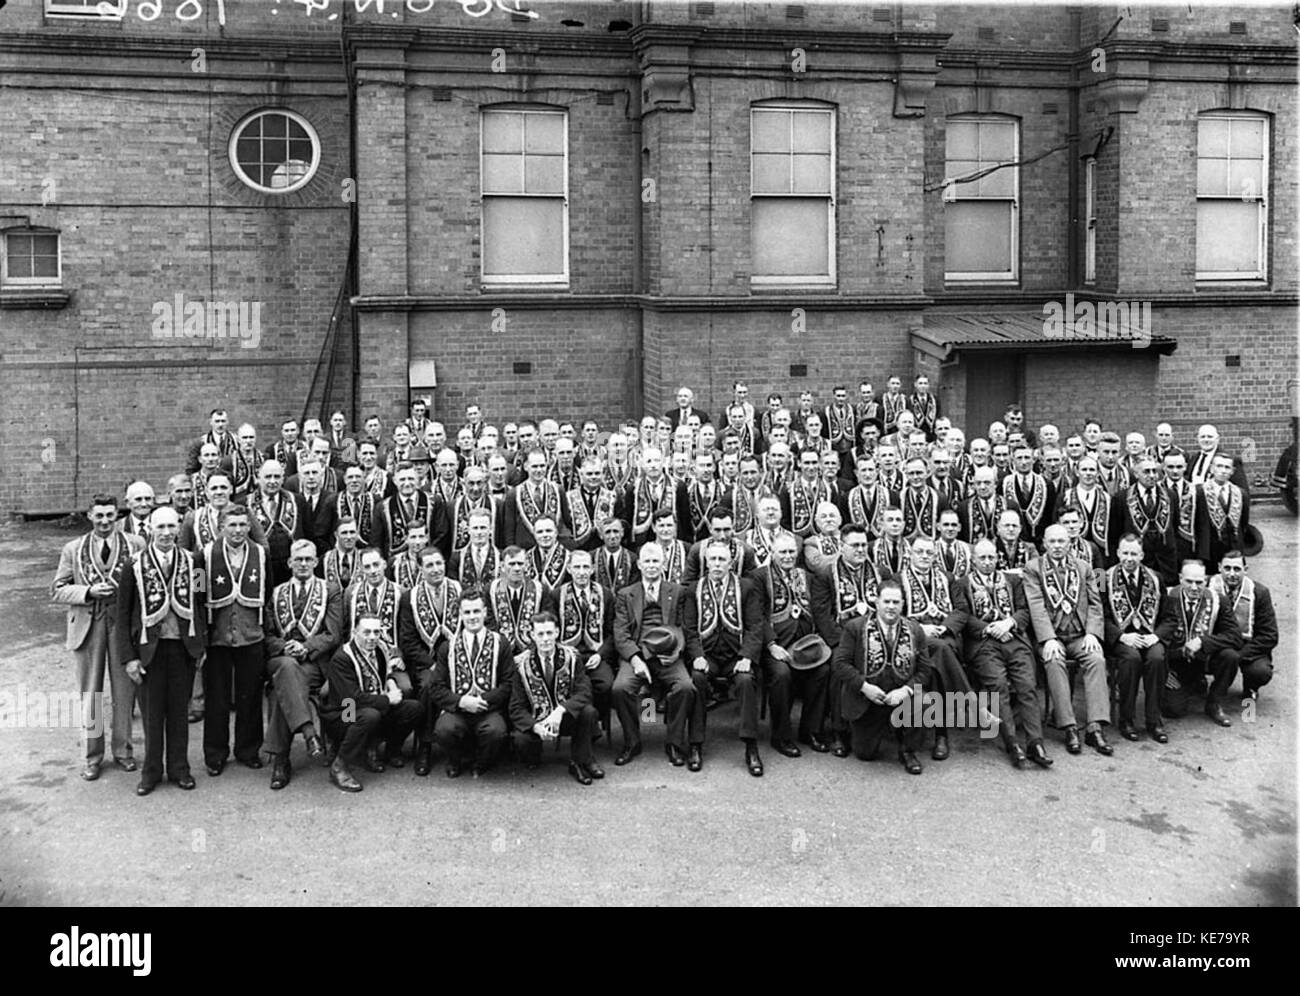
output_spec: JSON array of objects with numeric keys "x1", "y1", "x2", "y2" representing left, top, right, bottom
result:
[
  {"x1": 230, "y1": 448, "x2": 261, "y2": 494},
  {"x1": 854, "y1": 400, "x2": 880, "y2": 425},
  {"x1": 826, "y1": 405, "x2": 854, "y2": 445},
  {"x1": 566, "y1": 486, "x2": 616, "y2": 544},
  {"x1": 1126, "y1": 486, "x2": 1171, "y2": 537},
  {"x1": 191, "y1": 471, "x2": 214, "y2": 509},
  {"x1": 337, "y1": 491, "x2": 374, "y2": 542},
  {"x1": 132, "y1": 545, "x2": 197, "y2": 639},
  {"x1": 433, "y1": 477, "x2": 461, "y2": 507},
  {"x1": 966, "y1": 495, "x2": 1002, "y2": 543},
  {"x1": 768, "y1": 565, "x2": 810, "y2": 625},
  {"x1": 458, "y1": 544, "x2": 499, "y2": 591},
  {"x1": 518, "y1": 646, "x2": 577, "y2": 722},
  {"x1": 848, "y1": 484, "x2": 888, "y2": 538},
  {"x1": 872, "y1": 538, "x2": 910, "y2": 577},
  {"x1": 559, "y1": 583, "x2": 605, "y2": 651},
  {"x1": 688, "y1": 481, "x2": 720, "y2": 534},
  {"x1": 604, "y1": 462, "x2": 635, "y2": 492},
  {"x1": 997, "y1": 541, "x2": 1030, "y2": 571},
  {"x1": 204, "y1": 540, "x2": 265, "y2": 623},
  {"x1": 1040, "y1": 561, "x2": 1082, "y2": 630},
  {"x1": 863, "y1": 617, "x2": 915, "y2": 682},
  {"x1": 205, "y1": 430, "x2": 235, "y2": 457},
  {"x1": 1067, "y1": 486, "x2": 1111, "y2": 547},
  {"x1": 747, "y1": 528, "x2": 784, "y2": 567},
  {"x1": 697, "y1": 576, "x2": 743, "y2": 640},
  {"x1": 909, "y1": 393, "x2": 937, "y2": 430},
  {"x1": 878, "y1": 468, "x2": 904, "y2": 493},
  {"x1": 349, "y1": 579, "x2": 400, "y2": 649},
  {"x1": 393, "y1": 554, "x2": 422, "y2": 591},
  {"x1": 814, "y1": 534, "x2": 841, "y2": 561},
  {"x1": 938, "y1": 539, "x2": 971, "y2": 580},
  {"x1": 659, "y1": 541, "x2": 685, "y2": 584},
  {"x1": 596, "y1": 549, "x2": 633, "y2": 592},
  {"x1": 272, "y1": 576, "x2": 328, "y2": 640},
  {"x1": 1203, "y1": 481, "x2": 1244, "y2": 534},
  {"x1": 529, "y1": 544, "x2": 570, "y2": 589},
  {"x1": 1169, "y1": 483, "x2": 1197, "y2": 542},
  {"x1": 251, "y1": 491, "x2": 299, "y2": 538},
  {"x1": 882, "y1": 393, "x2": 906, "y2": 431},
  {"x1": 491, "y1": 580, "x2": 540, "y2": 650},
  {"x1": 78, "y1": 532, "x2": 130, "y2": 589},
  {"x1": 731, "y1": 485, "x2": 768, "y2": 535},
  {"x1": 1209, "y1": 575, "x2": 1254, "y2": 641},
  {"x1": 1105, "y1": 565, "x2": 1160, "y2": 633},
  {"x1": 833, "y1": 557, "x2": 877, "y2": 620},
  {"x1": 1176, "y1": 589, "x2": 1219, "y2": 643},
  {"x1": 1068, "y1": 538, "x2": 1097, "y2": 569},
  {"x1": 364, "y1": 467, "x2": 390, "y2": 500},
  {"x1": 902, "y1": 486, "x2": 939, "y2": 539},
  {"x1": 631, "y1": 476, "x2": 675, "y2": 535},
  {"x1": 901, "y1": 566, "x2": 952, "y2": 624},
  {"x1": 788, "y1": 478, "x2": 821, "y2": 534},
  {"x1": 385, "y1": 494, "x2": 425, "y2": 554},
  {"x1": 516, "y1": 481, "x2": 561, "y2": 539},
  {"x1": 411, "y1": 579, "x2": 461, "y2": 649},
  {"x1": 324, "y1": 548, "x2": 359, "y2": 589},
  {"x1": 968, "y1": 569, "x2": 1013, "y2": 623},
  {"x1": 341, "y1": 642, "x2": 385, "y2": 695},
  {"x1": 1005, "y1": 474, "x2": 1048, "y2": 529}
]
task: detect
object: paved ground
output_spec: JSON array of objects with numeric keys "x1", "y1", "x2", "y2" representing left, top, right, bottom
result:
[{"x1": 1, "y1": 511, "x2": 1295, "y2": 906}]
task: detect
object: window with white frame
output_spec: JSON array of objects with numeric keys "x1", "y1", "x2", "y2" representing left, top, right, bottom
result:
[
  {"x1": 1196, "y1": 112, "x2": 1268, "y2": 280},
  {"x1": 45, "y1": 0, "x2": 126, "y2": 17},
  {"x1": 1084, "y1": 156, "x2": 1097, "y2": 284},
  {"x1": 480, "y1": 107, "x2": 568, "y2": 285},
  {"x1": 228, "y1": 109, "x2": 320, "y2": 195},
  {"x1": 1, "y1": 228, "x2": 62, "y2": 287},
  {"x1": 944, "y1": 115, "x2": 1018, "y2": 281},
  {"x1": 750, "y1": 103, "x2": 835, "y2": 285}
]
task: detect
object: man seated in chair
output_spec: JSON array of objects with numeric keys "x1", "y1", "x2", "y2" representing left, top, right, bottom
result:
[{"x1": 509, "y1": 613, "x2": 604, "y2": 786}]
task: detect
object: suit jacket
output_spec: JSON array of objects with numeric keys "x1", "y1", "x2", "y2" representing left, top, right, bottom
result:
[
  {"x1": 52, "y1": 531, "x2": 145, "y2": 651},
  {"x1": 430, "y1": 631, "x2": 515, "y2": 714},
  {"x1": 295, "y1": 490, "x2": 339, "y2": 557},
  {"x1": 832, "y1": 615, "x2": 931, "y2": 720},
  {"x1": 681, "y1": 536, "x2": 758, "y2": 587},
  {"x1": 397, "y1": 580, "x2": 462, "y2": 671},
  {"x1": 682, "y1": 575, "x2": 765, "y2": 663},
  {"x1": 613, "y1": 579, "x2": 686, "y2": 663},
  {"x1": 666, "y1": 406, "x2": 710, "y2": 429},
  {"x1": 178, "y1": 507, "x2": 268, "y2": 553},
  {"x1": 952, "y1": 570, "x2": 1034, "y2": 660},
  {"x1": 752, "y1": 563, "x2": 817, "y2": 649},
  {"x1": 1022, "y1": 555, "x2": 1105, "y2": 646},
  {"x1": 263, "y1": 578, "x2": 343, "y2": 662},
  {"x1": 372, "y1": 491, "x2": 451, "y2": 562},
  {"x1": 321, "y1": 641, "x2": 400, "y2": 720},
  {"x1": 108, "y1": 543, "x2": 206, "y2": 666},
  {"x1": 509, "y1": 647, "x2": 593, "y2": 733},
  {"x1": 1155, "y1": 586, "x2": 1242, "y2": 658}
]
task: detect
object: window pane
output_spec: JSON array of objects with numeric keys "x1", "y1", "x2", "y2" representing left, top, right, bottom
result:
[
  {"x1": 261, "y1": 114, "x2": 287, "y2": 138},
  {"x1": 481, "y1": 112, "x2": 521, "y2": 154},
  {"x1": 946, "y1": 120, "x2": 978, "y2": 159},
  {"x1": 523, "y1": 113, "x2": 564, "y2": 154},
  {"x1": 977, "y1": 162, "x2": 1015, "y2": 198},
  {"x1": 752, "y1": 153, "x2": 791, "y2": 194},
  {"x1": 8, "y1": 234, "x2": 34, "y2": 256},
  {"x1": 288, "y1": 138, "x2": 313, "y2": 163},
  {"x1": 792, "y1": 111, "x2": 830, "y2": 153},
  {"x1": 1228, "y1": 159, "x2": 1263, "y2": 199},
  {"x1": 978, "y1": 120, "x2": 1015, "y2": 159},
  {"x1": 7, "y1": 253, "x2": 33, "y2": 278},
  {"x1": 483, "y1": 196, "x2": 564, "y2": 277},
  {"x1": 792, "y1": 153, "x2": 830, "y2": 194},
  {"x1": 945, "y1": 200, "x2": 1012, "y2": 274},
  {"x1": 752, "y1": 110, "x2": 790, "y2": 154},
  {"x1": 752, "y1": 198, "x2": 829, "y2": 277},
  {"x1": 1198, "y1": 119, "x2": 1230, "y2": 158},
  {"x1": 524, "y1": 154, "x2": 565, "y2": 195},
  {"x1": 1231, "y1": 118, "x2": 1265, "y2": 157},
  {"x1": 482, "y1": 153, "x2": 523, "y2": 193},
  {"x1": 1197, "y1": 200, "x2": 1259, "y2": 273},
  {"x1": 33, "y1": 254, "x2": 59, "y2": 278},
  {"x1": 32, "y1": 234, "x2": 59, "y2": 255},
  {"x1": 1197, "y1": 158, "x2": 1229, "y2": 196}
]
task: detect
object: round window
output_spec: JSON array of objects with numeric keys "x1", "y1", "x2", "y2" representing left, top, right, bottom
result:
[{"x1": 228, "y1": 109, "x2": 320, "y2": 194}]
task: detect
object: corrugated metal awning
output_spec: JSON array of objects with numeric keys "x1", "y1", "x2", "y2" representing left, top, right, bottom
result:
[{"x1": 911, "y1": 309, "x2": 1178, "y2": 360}]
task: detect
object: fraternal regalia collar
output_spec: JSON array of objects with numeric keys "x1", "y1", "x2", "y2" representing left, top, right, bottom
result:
[
  {"x1": 341, "y1": 641, "x2": 387, "y2": 695},
  {"x1": 337, "y1": 491, "x2": 375, "y2": 542},
  {"x1": 411, "y1": 578, "x2": 461, "y2": 649},
  {"x1": 363, "y1": 466, "x2": 390, "y2": 500},
  {"x1": 1166, "y1": 480, "x2": 1198, "y2": 542},
  {"x1": 205, "y1": 540, "x2": 266, "y2": 623},
  {"x1": 966, "y1": 494, "x2": 1004, "y2": 544},
  {"x1": 272, "y1": 576, "x2": 328, "y2": 640},
  {"x1": 937, "y1": 538, "x2": 972, "y2": 580},
  {"x1": 392, "y1": 553, "x2": 423, "y2": 590},
  {"x1": 451, "y1": 491, "x2": 494, "y2": 552},
  {"x1": 432, "y1": 476, "x2": 461, "y2": 507},
  {"x1": 1005, "y1": 473, "x2": 1048, "y2": 529},
  {"x1": 901, "y1": 565, "x2": 952, "y2": 624},
  {"x1": 967, "y1": 568, "x2": 1013, "y2": 623},
  {"x1": 697, "y1": 575, "x2": 743, "y2": 641},
  {"x1": 559, "y1": 583, "x2": 605, "y2": 652},
  {"x1": 324, "y1": 547, "x2": 359, "y2": 589},
  {"x1": 687, "y1": 480, "x2": 721, "y2": 534},
  {"x1": 631, "y1": 474, "x2": 676, "y2": 537},
  {"x1": 767, "y1": 564, "x2": 810, "y2": 625},
  {"x1": 78, "y1": 532, "x2": 132, "y2": 589},
  {"x1": 787, "y1": 476, "x2": 827, "y2": 535},
  {"x1": 909, "y1": 393, "x2": 937, "y2": 432},
  {"x1": 1126, "y1": 484, "x2": 1171, "y2": 537},
  {"x1": 1106, "y1": 564, "x2": 1160, "y2": 633},
  {"x1": 517, "y1": 645, "x2": 577, "y2": 721},
  {"x1": 882, "y1": 392, "x2": 907, "y2": 430},
  {"x1": 566, "y1": 485, "x2": 617, "y2": 547},
  {"x1": 604, "y1": 461, "x2": 635, "y2": 492},
  {"x1": 1209, "y1": 574, "x2": 1254, "y2": 640},
  {"x1": 731, "y1": 483, "x2": 770, "y2": 535},
  {"x1": 459, "y1": 543, "x2": 499, "y2": 594},
  {"x1": 349, "y1": 578, "x2": 401, "y2": 648},
  {"x1": 251, "y1": 490, "x2": 299, "y2": 538},
  {"x1": 191, "y1": 470, "x2": 215, "y2": 509},
  {"x1": 833, "y1": 556, "x2": 878, "y2": 619},
  {"x1": 528, "y1": 543, "x2": 570, "y2": 589},
  {"x1": 847, "y1": 484, "x2": 889, "y2": 540},
  {"x1": 825, "y1": 405, "x2": 854, "y2": 446},
  {"x1": 902, "y1": 485, "x2": 940, "y2": 540},
  {"x1": 1040, "y1": 557, "x2": 1082, "y2": 629},
  {"x1": 996, "y1": 539, "x2": 1031, "y2": 572},
  {"x1": 516, "y1": 480, "x2": 561, "y2": 540},
  {"x1": 1174, "y1": 587, "x2": 1219, "y2": 643},
  {"x1": 1066, "y1": 485, "x2": 1111, "y2": 547},
  {"x1": 872, "y1": 536, "x2": 910, "y2": 578},
  {"x1": 596, "y1": 548, "x2": 634, "y2": 592},
  {"x1": 657, "y1": 541, "x2": 686, "y2": 585},
  {"x1": 1202, "y1": 480, "x2": 1244, "y2": 535},
  {"x1": 863, "y1": 616, "x2": 915, "y2": 682},
  {"x1": 131, "y1": 544, "x2": 197, "y2": 639},
  {"x1": 491, "y1": 579, "x2": 542, "y2": 652},
  {"x1": 229, "y1": 448, "x2": 262, "y2": 495},
  {"x1": 204, "y1": 430, "x2": 236, "y2": 457},
  {"x1": 386, "y1": 492, "x2": 427, "y2": 554}
]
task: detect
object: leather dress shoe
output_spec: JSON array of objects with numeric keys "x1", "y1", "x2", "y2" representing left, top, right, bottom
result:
[
  {"x1": 362, "y1": 747, "x2": 386, "y2": 773},
  {"x1": 414, "y1": 745, "x2": 433, "y2": 777},
  {"x1": 900, "y1": 750, "x2": 923, "y2": 775},
  {"x1": 172, "y1": 775, "x2": 197, "y2": 790},
  {"x1": 136, "y1": 780, "x2": 156, "y2": 796},
  {"x1": 1085, "y1": 729, "x2": 1114, "y2": 756},
  {"x1": 205, "y1": 761, "x2": 225, "y2": 777},
  {"x1": 772, "y1": 739, "x2": 802, "y2": 758},
  {"x1": 1117, "y1": 721, "x2": 1140, "y2": 742},
  {"x1": 744, "y1": 742, "x2": 764, "y2": 777},
  {"x1": 1027, "y1": 740, "x2": 1054, "y2": 768},
  {"x1": 445, "y1": 761, "x2": 463, "y2": 779},
  {"x1": 1064, "y1": 727, "x2": 1082, "y2": 754},
  {"x1": 385, "y1": 748, "x2": 406, "y2": 769},
  {"x1": 269, "y1": 758, "x2": 291, "y2": 790},
  {"x1": 615, "y1": 744, "x2": 642, "y2": 766},
  {"x1": 585, "y1": 761, "x2": 605, "y2": 780},
  {"x1": 239, "y1": 756, "x2": 264, "y2": 770},
  {"x1": 831, "y1": 735, "x2": 852, "y2": 758},
  {"x1": 187, "y1": 709, "x2": 204, "y2": 724},
  {"x1": 568, "y1": 761, "x2": 593, "y2": 786},
  {"x1": 931, "y1": 733, "x2": 950, "y2": 761},
  {"x1": 1007, "y1": 743, "x2": 1028, "y2": 769},
  {"x1": 687, "y1": 745, "x2": 703, "y2": 772},
  {"x1": 305, "y1": 734, "x2": 325, "y2": 761},
  {"x1": 799, "y1": 733, "x2": 831, "y2": 754},
  {"x1": 329, "y1": 759, "x2": 362, "y2": 793},
  {"x1": 1205, "y1": 703, "x2": 1231, "y2": 727},
  {"x1": 1147, "y1": 724, "x2": 1169, "y2": 744},
  {"x1": 114, "y1": 756, "x2": 137, "y2": 773},
  {"x1": 665, "y1": 744, "x2": 685, "y2": 767},
  {"x1": 81, "y1": 762, "x2": 101, "y2": 782}
]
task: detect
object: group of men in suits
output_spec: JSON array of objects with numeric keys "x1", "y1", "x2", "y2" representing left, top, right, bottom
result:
[{"x1": 51, "y1": 391, "x2": 1279, "y2": 792}]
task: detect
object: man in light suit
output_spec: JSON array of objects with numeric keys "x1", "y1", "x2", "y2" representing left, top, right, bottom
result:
[
  {"x1": 51, "y1": 493, "x2": 145, "y2": 780},
  {"x1": 111, "y1": 506, "x2": 206, "y2": 794},
  {"x1": 1023, "y1": 524, "x2": 1114, "y2": 757},
  {"x1": 610, "y1": 542, "x2": 697, "y2": 767}
]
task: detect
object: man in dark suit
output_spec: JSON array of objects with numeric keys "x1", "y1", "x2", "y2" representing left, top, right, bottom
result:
[
  {"x1": 372, "y1": 463, "x2": 450, "y2": 563},
  {"x1": 1188, "y1": 423, "x2": 1250, "y2": 493},
  {"x1": 1117, "y1": 456, "x2": 1180, "y2": 586},
  {"x1": 287, "y1": 457, "x2": 338, "y2": 558},
  {"x1": 555, "y1": 549, "x2": 617, "y2": 734},
  {"x1": 683, "y1": 539, "x2": 766, "y2": 775},
  {"x1": 680, "y1": 508, "x2": 758, "y2": 586},
  {"x1": 831, "y1": 578, "x2": 929, "y2": 774},
  {"x1": 610, "y1": 542, "x2": 696, "y2": 767},
  {"x1": 397, "y1": 547, "x2": 462, "y2": 776},
  {"x1": 1101, "y1": 534, "x2": 1168, "y2": 743},
  {"x1": 503, "y1": 448, "x2": 566, "y2": 550},
  {"x1": 247, "y1": 459, "x2": 308, "y2": 587},
  {"x1": 1210, "y1": 550, "x2": 1278, "y2": 707},
  {"x1": 431, "y1": 591, "x2": 515, "y2": 777},
  {"x1": 666, "y1": 385, "x2": 710, "y2": 429},
  {"x1": 1157, "y1": 560, "x2": 1242, "y2": 727},
  {"x1": 263, "y1": 539, "x2": 343, "y2": 790},
  {"x1": 111, "y1": 506, "x2": 202, "y2": 794},
  {"x1": 953, "y1": 539, "x2": 1050, "y2": 768},
  {"x1": 1023, "y1": 524, "x2": 1114, "y2": 757}
]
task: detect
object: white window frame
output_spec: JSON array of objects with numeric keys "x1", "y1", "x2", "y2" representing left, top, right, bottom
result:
[
  {"x1": 45, "y1": 0, "x2": 126, "y2": 18},
  {"x1": 749, "y1": 102, "x2": 836, "y2": 287},
  {"x1": 943, "y1": 114, "x2": 1019, "y2": 283},
  {"x1": 227, "y1": 109, "x2": 321, "y2": 196},
  {"x1": 1084, "y1": 156, "x2": 1097, "y2": 285},
  {"x1": 479, "y1": 107, "x2": 570, "y2": 287},
  {"x1": 1196, "y1": 112, "x2": 1268, "y2": 281},
  {"x1": 1, "y1": 227, "x2": 63, "y2": 288}
]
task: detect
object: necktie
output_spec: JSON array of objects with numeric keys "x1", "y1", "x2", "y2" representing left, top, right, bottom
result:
[
  {"x1": 405, "y1": 498, "x2": 415, "y2": 522},
  {"x1": 293, "y1": 582, "x2": 307, "y2": 615},
  {"x1": 472, "y1": 633, "x2": 482, "y2": 661},
  {"x1": 100, "y1": 540, "x2": 111, "y2": 565},
  {"x1": 647, "y1": 583, "x2": 658, "y2": 605},
  {"x1": 543, "y1": 653, "x2": 554, "y2": 685}
]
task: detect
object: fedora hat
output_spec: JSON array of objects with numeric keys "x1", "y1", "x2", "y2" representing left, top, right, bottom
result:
[
  {"x1": 1242, "y1": 523, "x2": 1264, "y2": 557},
  {"x1": 788, "y1": 633, "x2": 832, "y2": 671},
  {"x1": 641, "y1": 626, "x2": 684, "y2": 661}
]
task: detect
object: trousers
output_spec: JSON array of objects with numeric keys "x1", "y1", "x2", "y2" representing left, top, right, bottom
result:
[
  {"x1": 138, "y1": 640, "x2": 197, "y2": 785},
  {"x1": 513, "y1": 705, "x2": 598, "y2": 766}
]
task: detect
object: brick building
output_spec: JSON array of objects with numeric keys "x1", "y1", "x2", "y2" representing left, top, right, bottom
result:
[{"x1": 1, "y1": 0, "x2": 1295, "y2": 514}]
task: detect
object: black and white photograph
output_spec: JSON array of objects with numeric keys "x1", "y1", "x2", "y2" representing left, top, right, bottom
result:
[{"x1": 0, "y1": 0, "x2": 1295, "y2": 927}]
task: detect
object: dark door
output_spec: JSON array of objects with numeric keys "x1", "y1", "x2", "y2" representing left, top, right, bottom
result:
[{"x1": 964, "y1": 352, "x2": 1021, "y2": 437}]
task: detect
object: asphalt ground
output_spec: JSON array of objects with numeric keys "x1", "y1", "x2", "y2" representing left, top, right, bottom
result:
[{"x1": 1, "y1": 510, "x2": 1295, "y2": 907}]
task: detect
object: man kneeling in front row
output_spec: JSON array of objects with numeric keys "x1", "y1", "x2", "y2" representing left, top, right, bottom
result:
[{"x1": 510, "y1": 613, "x2": 605, "y2": 785}]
